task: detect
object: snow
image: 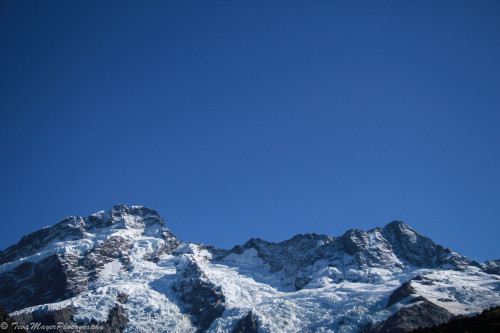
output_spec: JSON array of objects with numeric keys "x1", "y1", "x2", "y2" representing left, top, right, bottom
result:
[
  {"x1": 223, "y1": 248, "x2": 267, "y2": 268},
  {"x1": 0, "y1": 237, "x2": 95, "y2": 274},
  {"x1": 68, "y1": 235, "x2": 500, "y2": 332},
  {"x1": 69, "y1": 237, "x2": 198, "y2": 331},
  {"x1": 5, "y1": 207, "x2": 500, "y2": 332},
  {"x1": 10, "y1": 236, "x2": 500, "y2": 333},
  {"x1": 411, "y1": 268, "x2": 500, "y2": 315},
  {"x1": 99, "y1": 259, "x2": 122, "y2": 280}
]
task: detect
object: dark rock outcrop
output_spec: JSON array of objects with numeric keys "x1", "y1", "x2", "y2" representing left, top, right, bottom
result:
[
  {"x1": 362, "y1": 300, "x2": 454, "y2": 333},
  {"x1": 116, "y1": 293, "x2": 128, "y2": 304},
  {"x1": 0, "y1": 217, "x2": 86, "y2": 266},
  {"x1": 176, "y1": 261, "x2": 226, "y2": 331},
  {"x1": 12, "y1": 304, "x2": 128, "y2": 333},
  {"x1": 0, "y1": 305, "x2": 28, "y2": 332},
  {"x1": 382, "y1": 221, "x2": 473, "y2": 269},
  {"x1": 387, "y1": 281, "x2": 416, "y2": 307},
  {"x1": 409, "y1": 296, "x2": 427, "y2": 304},
  {"x1": 151, "y1": 231, "x2": 182, "y2": 261},
  {"x1": 0, "y1": 255, "x2": 70, "y2": 312},
  {"x1": 0, "y1": 236, "x2": 133, "y2": 314},
  {"x1": 100, "y1": 305, "x2": 129, "y2": 333},
  {"x1": 82, "y1": 236, "x2": 132, "y2": 280},
  {"x1": 483, "y1": 259, "x2": 500, "y2": 276},
  {"x1": 221, "y1": 221, "x2": 476, "y2": 291},
  {"x1": 12, "y1": 306, "x2": 76, "y2": 333},
  {"x1": 411, "y1": 306, "x2": 500, "y2": 333},
  {"x1": 232, "y1": 311, "x2": 259, "y2": 333}
]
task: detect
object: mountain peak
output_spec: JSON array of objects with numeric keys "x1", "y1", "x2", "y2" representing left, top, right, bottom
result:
[
  {"x1": 382, "y1": 220, "x2": 420, "y2": 244},
  {"x1": 384, "y1": 220, "x2": 412, "y2": 230},
  {"x1": 0, "y1": 205, "x2": 172, "y2": 266},
  {"x1": 87, "y1": 205, "x2": 165, "y2": 230}
]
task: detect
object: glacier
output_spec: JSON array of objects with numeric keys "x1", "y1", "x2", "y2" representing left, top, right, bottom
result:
[{"x1": 0, "y1": 205, "x2": 498, "y2": 332}]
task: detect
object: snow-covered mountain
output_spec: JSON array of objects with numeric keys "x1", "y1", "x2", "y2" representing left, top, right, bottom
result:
[{"x1": 0, "y1": 205, "x2": 499, "y2": 332}]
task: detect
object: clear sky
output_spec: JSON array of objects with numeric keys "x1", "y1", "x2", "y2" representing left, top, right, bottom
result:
[{"x1": 1, "y1": 1, "x2": 499, "y2": 261}]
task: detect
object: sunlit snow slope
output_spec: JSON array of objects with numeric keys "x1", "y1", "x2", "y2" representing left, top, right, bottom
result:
[{"x1": 0, "y1": 205, "x2": 499, "y2": 333}]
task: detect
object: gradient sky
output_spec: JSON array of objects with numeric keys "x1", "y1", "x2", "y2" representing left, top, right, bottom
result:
[{"x1": 1, "y1": 1, "x2": 499, "y2": 261}]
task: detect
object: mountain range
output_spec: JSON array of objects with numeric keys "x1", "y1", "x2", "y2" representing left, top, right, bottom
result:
[{"x1": 0, "y1": 205, "x2": 499, "y2": 332}]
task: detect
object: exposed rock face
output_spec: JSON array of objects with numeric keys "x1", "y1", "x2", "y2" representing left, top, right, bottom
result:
[
  {"x1": 387, "y1": 281, "x2": 417, "y2": 307},
  {"x1": 0, "y1": 205, "x2": 179, "y2": 314},
  {"x1": 382, "y1": 222, "x2": 474, "y2": 269},
  {"x1": 411, "y1": 306, "x2": 500, "y2": 333},
  {"x1": 176, "y1": 261, "x2": 226, "y2": 331},
  {"x1": 1, "y1": 206, "x2": 499, "y2": 332},
  {"x1": 0, "y1": 254, "x2": 70, "y2": 312},
  {"x1": 115, "y1": 292, "x2": 128, "y2": 304},
  {"x1": 0, "y1": 217, "x2": 86, "y2": 266},
  {"x1": 362, "y1": 300, "x2": 454, "y2": 333},
  {"x1": 222, "y1": 221, "x2": 474, "y2": 290},
  {"x1": 12, "y1": 307, "x2": 76, "y2": 333},
  {"x1": 224, "y1": 234, "x2": 335, "y2": 289},
  {"x1": 0, "y1": 305, "x2": 28, "y2": 332},
  {"x1": 101, "y1": 305, "x2": 129, "y2": 333},
  {"x1": 340, "y1": 228, "x2": 399, "y2": 269},
  {"x1": 12, "y1": 303, "x2": 128, "y2": 333},
  {"x1": 483, "y1": 259, "x2": 500, "y2": 275},
  {"x1": 232, "y1": 311, "x2": 258, "y2": 333},
  {"x1": 411, "y1": 274, "x2": 435, "y2": 286},
  {"x1": 82, "y1": 235, "x2": 132, "y2": 280}
]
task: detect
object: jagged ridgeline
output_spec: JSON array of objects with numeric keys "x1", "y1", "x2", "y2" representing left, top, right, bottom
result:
[{"x1": 0, "y1": 205, "x2": 499, "y2": 332}]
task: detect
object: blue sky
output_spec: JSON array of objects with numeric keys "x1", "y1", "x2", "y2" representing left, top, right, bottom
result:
[{"x1": 1, "y1": 1, "x2": 499, "y2": 261}]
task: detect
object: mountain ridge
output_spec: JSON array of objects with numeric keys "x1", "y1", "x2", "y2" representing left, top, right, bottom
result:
[
  {"x1": 0, "y1": 205, "x2": 498, "y2": 333},
  {"x1": 0, "y1": 206, "x2": 486, "y2": 268}
]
